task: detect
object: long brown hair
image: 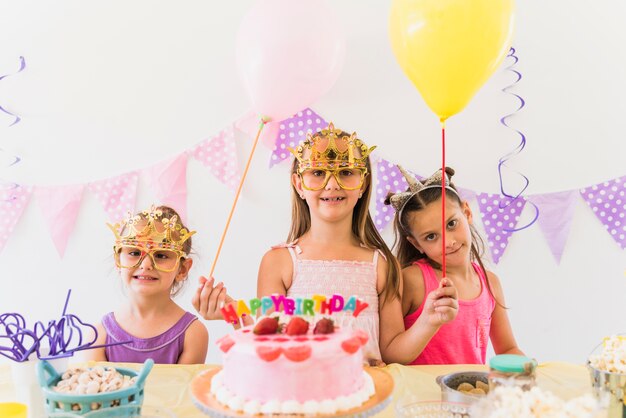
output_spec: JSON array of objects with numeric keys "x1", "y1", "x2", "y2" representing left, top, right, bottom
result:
[
  {"x1": 287, "y1": 133, "x2": 401, "y2": 305},
  {"x1": 386, "y1": 169, "x2": 502, "y2": 306}
]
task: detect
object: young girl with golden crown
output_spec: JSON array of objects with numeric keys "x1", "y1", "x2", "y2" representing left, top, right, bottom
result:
[
  {"x1": 194, "y1": 123, "x2": 458, "y2": 365},
  {"x1": 385, "y1": 166, "x2": 523, "y2": 364},
  {"x1": 87, "y1": 205, "x2": 208, "y2": 364}
]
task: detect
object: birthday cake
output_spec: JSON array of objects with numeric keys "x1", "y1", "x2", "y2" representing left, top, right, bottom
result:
[{"x1": 211, "y1": 295, "x2": 375, "y2": 415}]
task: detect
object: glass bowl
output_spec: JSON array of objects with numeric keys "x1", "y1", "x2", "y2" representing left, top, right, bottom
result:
[{"x1": 395, "y1": 398, "x2": 470, "y2": 418}]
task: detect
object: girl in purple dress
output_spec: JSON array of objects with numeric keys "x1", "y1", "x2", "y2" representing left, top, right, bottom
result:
[{"x1": 87, "y1": 205, "x2": 208, "y2": 364}]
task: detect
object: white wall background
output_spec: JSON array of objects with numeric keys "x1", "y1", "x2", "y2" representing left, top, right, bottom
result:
[{"x1": 0, "y1": 1, "x2": 624, "y2": 366}]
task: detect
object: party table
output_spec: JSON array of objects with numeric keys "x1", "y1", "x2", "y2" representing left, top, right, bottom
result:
[{"x1": 0, "y1": 361, "x2": 594, "y2": 417}]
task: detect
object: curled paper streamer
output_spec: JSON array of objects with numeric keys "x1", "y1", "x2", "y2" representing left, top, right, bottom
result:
[
  {"x1": 0, "y1": 56, "x2": 26, "y2": 127},
  {"x1": 498, "y1": 48, "x2": 538, "y2": 232},
  {"x1": 0, "y1": 289, "x2": 130, "y2": 362}
]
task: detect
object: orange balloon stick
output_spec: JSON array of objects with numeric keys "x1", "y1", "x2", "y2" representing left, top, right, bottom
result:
[{"x1": 208, "y1": 118, "x2": 267, "y2": 280}]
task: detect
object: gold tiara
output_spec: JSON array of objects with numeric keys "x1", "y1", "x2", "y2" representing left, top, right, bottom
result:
[
  {"x1": 107, "y1": 205, "x2": 195, "y2": 255},
  {"x1": 386, "y1": 166, "x2": 457, "y2": 214},
  {"x1": 288, "y1": 122, "x2": 376, "y2": 174}
]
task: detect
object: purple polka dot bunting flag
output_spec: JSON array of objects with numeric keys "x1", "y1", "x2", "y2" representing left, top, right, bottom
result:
[
  {"x1": 476, "y1": 193, "x2": 527, "y2": 263},
  {"x1": 270, "y1": 109, "x2": 326, "y2": 168},
  {"x1": 580, "y1": 176, "x2": 626, "y2": 249},
  {"x1": 374, "y1": 158, "x2": 411, "y2": 231}
]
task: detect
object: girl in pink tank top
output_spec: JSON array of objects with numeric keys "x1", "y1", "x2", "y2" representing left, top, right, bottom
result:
[
  {"x1": 385, "y1": 166, "x2": 524, "y2": 364},
  {"x1": 195, "y1": 123, "x2": 456, "y2": 365}
]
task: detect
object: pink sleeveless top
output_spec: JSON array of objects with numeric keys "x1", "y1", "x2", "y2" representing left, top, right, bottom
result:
[
  {"x1": 277, "y1": 241, "x2": 382, "y2": 361},
  {"x1": 403, "y1": 260, "x2": 495, "y2": 365}
]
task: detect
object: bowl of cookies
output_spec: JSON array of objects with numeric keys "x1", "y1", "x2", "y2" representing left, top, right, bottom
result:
[
  {"x1": 37, "y1": 359, "x2": 153, "y2": 416},
  {"x1": 436, "y1": 371, "x2": 489, "y2": 404}
]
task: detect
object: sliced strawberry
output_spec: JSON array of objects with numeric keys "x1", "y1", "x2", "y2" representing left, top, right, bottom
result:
[
  {"x1": 313, "y1": 336, "x2": 329, "y2": 342},
  {"x1": 217, "y1": 336, "x2": 235, "y2": 353},
  {"x1": 256, "y1": 346, "x2": 282, "y2": 362},
  {"x1": 285, "y1": 317, "x2": 309, "y2": 336},
  {"x1": 313, "y1": 318, "x2": 335, "y2": 335},
  {"x1": 253, "y1": 317, "x2": 280, "y2": 335},
  {"x1": 341, "y1": 337, "x2": 361, "y2": 354},
  {"x1": 283, "y1": 345, "x2": 312, "y2": 362},
  {"x1": 254, "y1": 337, "x2": 270, "y2": 342},
  {"x1": 294, "y1": 337, "x2": 309, "y2": 342},
  {"x1": 274, "y1": 337, "x2": 289, "y2": 342},
  {"x1": 353, "y1": 329, "x2": 369, "y2": 345}
]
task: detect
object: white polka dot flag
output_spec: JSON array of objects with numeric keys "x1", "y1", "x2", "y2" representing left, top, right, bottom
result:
[
  {"x1": 191, "y1": 126, "x2": 240, "y2": 191},
  {"x1": 527, "y1": 190, "x2": 578, "y2": 263},
  {"x1": 88, "y1": 172, "x2": 139, "y2": 223},
  {"x1": 580, "y1": 176, "x2": 626, "y2": 249},
  {"x1": 0, "y1": 183, "x2": 32, "y2": 253},
  {"x1": 476, "y1": 193, "x2": 527, "y2": 264},
  {"x1": 34, "y1": 184, "x2": 85, "y2": 257},
  {"x1": 270, "y1": 108, "x2": 326, "y2": 168},
  {"x1": 374, "y1": 158, "x2": 411, "y2": 231},
  {"x1": 144, "y1": 153, "x2": 189, "y2": 222}
]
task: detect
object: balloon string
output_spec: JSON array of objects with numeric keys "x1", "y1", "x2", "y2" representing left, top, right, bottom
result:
[
  {"x1": 441, "y1": 120, "x2": 446, "y2": 277},
  {"x1": 498, "y1": 47, "x2": 539, "y2": 232},
  {"x1": 208, "y1": 117, "x2": 268, "y2": 280}
]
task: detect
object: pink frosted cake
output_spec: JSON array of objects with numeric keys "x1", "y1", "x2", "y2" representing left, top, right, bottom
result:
[{"x1": 211, "y1": 317, "x2": 375, "y2": 415}]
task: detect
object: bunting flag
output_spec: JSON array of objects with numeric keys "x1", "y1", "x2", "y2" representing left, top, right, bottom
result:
[
  {"x1": 34, "y1": 184, "x2": 85, "y2": 257},
  {"x1": 527, "y1": 190, "x2": 578, "y2": 263},
  {"x1": 269, "y1": 108, "x2": 326, "y2": 168},
  {"x1": 476, "y1": 193, "x2": 527, "y2": 264},
  {"x1": 234, "y1": 111, "x2": 280, "y2": 150},
  {"x1": 144, "y1": 154, "x2": 189, "y2": 222},
  {"x1": 0, "y1": 108, "x2": 623, "y2": 261},
  {"x1": 580, "y1": 176, "x2": 626, "y2": 249},
  {"x1": 88, "y1": 172, "x2": 139, "y2": 222},
  {"x1": 374, "y1": 158, "x2": 411, "y2": 230},
  {"x1": 191, "y1": 126, "x2": 241, "y2": 191},
  {"x1": 0, "y1": 183, "x2": 32, "y2": 253},
  {"x1": 458, "y1": 187, "x2": 477, "y2": 203}
]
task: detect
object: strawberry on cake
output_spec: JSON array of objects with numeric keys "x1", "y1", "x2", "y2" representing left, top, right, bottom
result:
[{"x1": 211, "y1": 316, "x2": 375, "y2": 415}]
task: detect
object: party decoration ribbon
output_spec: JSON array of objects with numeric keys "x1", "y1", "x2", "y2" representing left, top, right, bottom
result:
[
  {"x1": 0, "y1": 56, "x2": 26, "y2": 127},
  {"x1": 0, "y1": 290, "x2": 130, "y2": 362},
  {"x1": 497, "y1": 48, "x2": 539, "y2": 232}
]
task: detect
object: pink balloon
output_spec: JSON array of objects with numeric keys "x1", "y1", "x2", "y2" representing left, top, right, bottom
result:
[{"x1": 236, "y1": 0, "x2": 346, "y2": 122}]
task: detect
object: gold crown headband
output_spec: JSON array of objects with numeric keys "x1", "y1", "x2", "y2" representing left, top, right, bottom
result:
[
  {"x1": 107, "y1": 205, "x2": 196, "y2": 255},
  {"x1": 387, "y1": 166, "x2": 459, "y2": 217},
  {"x1": 288, "y1": 122, "x2": 377, "y2": 174}
]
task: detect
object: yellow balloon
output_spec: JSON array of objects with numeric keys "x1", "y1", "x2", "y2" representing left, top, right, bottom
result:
[{"x1": 389, "y1": 0, "x2": 515, "y2": 121}]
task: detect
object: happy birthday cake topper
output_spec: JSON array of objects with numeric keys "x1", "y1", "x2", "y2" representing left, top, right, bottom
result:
[{"x1": 220, "y1": 294, "x2": 368, "y2": 324}]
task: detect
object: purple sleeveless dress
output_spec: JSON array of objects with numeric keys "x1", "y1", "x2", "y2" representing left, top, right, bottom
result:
[{"x1": 103, "y1": 311, "x2": 197, "y2": 364}]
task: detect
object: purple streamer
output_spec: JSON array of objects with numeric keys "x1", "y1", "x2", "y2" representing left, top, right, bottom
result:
[
  {"x1": 498, "y1": 47, "x2": 539, "y2": 232},
  {"x1": 0, "y1": 56, "x2": 26, "y2": 127},
  {"x1": 0, "y1": 289, "x2": 130, "y2": 362}
]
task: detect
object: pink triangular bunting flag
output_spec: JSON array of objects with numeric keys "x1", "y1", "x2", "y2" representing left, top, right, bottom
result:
[
  {"x1": 144, "y1": 153, "x2": 188, "y2": 221},
  {"x1": 476, "y1": 193, "x2": 527, "y2": 264},
  {"x1": 88, "y1": 172, "x2": 139, "y2": 222},
  {"x1": 580, "y1": 176, "x2": 626, "y2": 249},
  {"x1": 34, "y1": 184, "x2": 85, "y2": 257},
  {"x1": 0, "y1": 183, "x2": 33, "y2": 253},
  {"x1": 191, "y1": 126, "x2": 241, "y2": 191},
  {"x1": 527, "y1": 190, "x2": 578, "y2": 263}
]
